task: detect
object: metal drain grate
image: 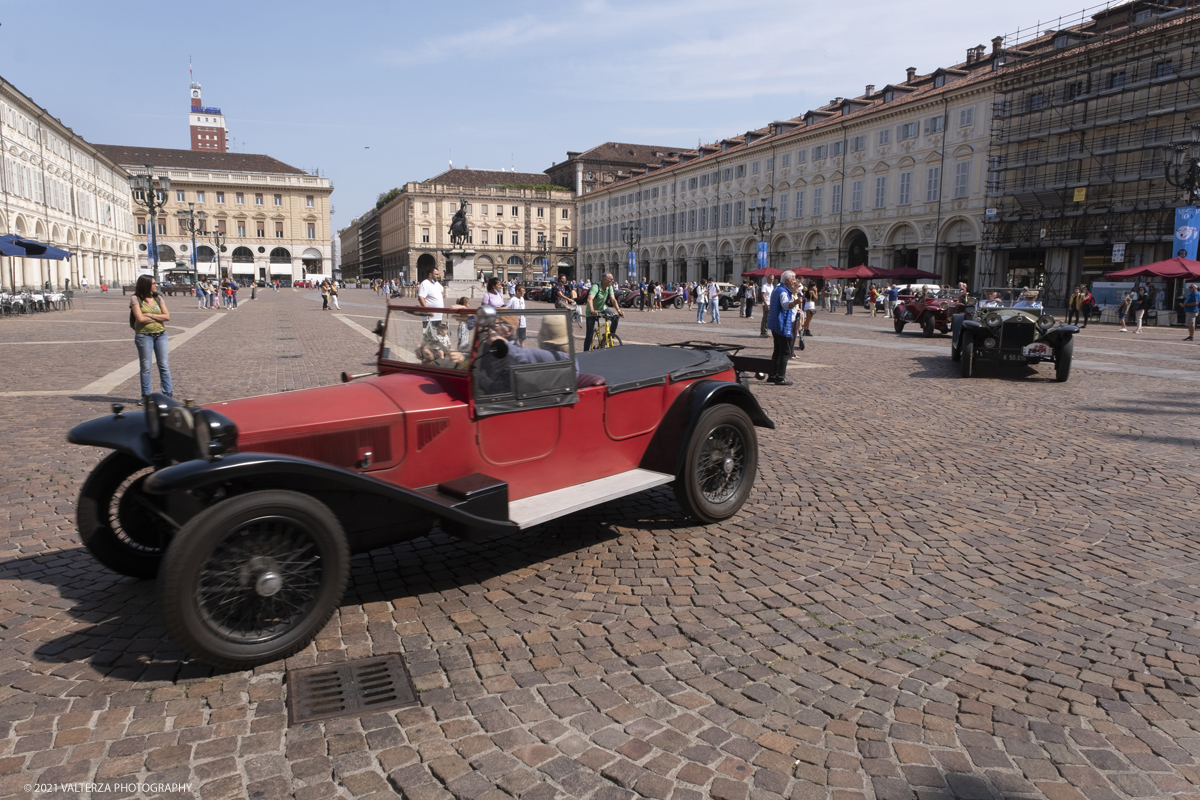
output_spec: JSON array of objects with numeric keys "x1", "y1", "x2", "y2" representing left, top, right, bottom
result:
[{"x1": 286, "y1": 653, "x2": 417, "y2": 725}]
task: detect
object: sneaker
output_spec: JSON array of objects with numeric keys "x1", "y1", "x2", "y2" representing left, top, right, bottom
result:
[
  {"x1": 1185, "y1": 337, "x2": 1195, "y2": 341},
  {"x1": 1120, "y1": 328, "x2": 1127, "y2": 331},
  {"x1": 771, "y1": 378, "x2": 794, "y2": 386}
]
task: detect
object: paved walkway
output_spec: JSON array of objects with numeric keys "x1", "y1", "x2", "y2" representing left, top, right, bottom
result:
[{"x1": 2, "y1": 290, "x2": 1200, "y2": 800}]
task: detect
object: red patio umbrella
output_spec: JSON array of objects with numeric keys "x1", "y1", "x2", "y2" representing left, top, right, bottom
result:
[
  {"x1": 742, "y1": 266, "x2": 784, "y2": 278},
  {"x1": 1106, "y1": 257, "x2": 1200, "y2": 280}
]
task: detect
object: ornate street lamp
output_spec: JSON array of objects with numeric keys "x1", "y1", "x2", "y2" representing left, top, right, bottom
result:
[
  {"x1": 537, "y1": 232, "x2": 551, "y2": 281},
  {"x1": 129, "y1": 164, "x2": 171, "y2": 283},
  {"x1": 621, "y1": 222, "x2": 641, "y2": 283},
  {"x1": 750, "y1": 205, "x2": 776, "y2": 271},
  {"x1": 210, "y1": 224, "x2": 227, "y2": 282},
  {"x1": 1163, "y1": 124, "x2": 1200, "y2": 203},
  {"x1": 176, "y1": 203, "x2": 206, "y2": 287}
]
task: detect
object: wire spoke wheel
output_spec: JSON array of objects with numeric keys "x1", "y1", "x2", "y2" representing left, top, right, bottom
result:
[
  {"x1": 161, "y1": 490, "x2": 349, "y2": 669},
  {"x1": 197, "y1": 516, "x2": 323, "y2": 644},
  {"x1": 675, "y1": 404, "x2": 758, "y2": 523},
  {"x1": 695, "y1": 423, "x2": 746, "y2": 505}
]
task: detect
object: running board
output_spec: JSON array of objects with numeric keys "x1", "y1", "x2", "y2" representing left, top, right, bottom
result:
[{"x1": 509, "y1": 469, "x2": 674, "y2": 529}]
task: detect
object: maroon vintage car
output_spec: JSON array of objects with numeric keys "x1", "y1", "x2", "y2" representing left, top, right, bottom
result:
[
  {"x1": 893, "y1": 289, "x2": 964, "y2": 337},
  {"x1": 68, "y1": 304, "x2": 772, "y2": 668}
]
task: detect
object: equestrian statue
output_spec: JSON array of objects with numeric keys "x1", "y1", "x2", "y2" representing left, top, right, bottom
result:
[{"x1": 448, "y1": 199, "x2": 469, "y2": 249}]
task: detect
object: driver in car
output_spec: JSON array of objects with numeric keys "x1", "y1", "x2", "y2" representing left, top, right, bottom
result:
[
  {"x1": 473, "y1": 315, "x2": 570, "y2": 395},
  {"x1": 978, "y1": 291, "x2": 1003, "y2": 308}
]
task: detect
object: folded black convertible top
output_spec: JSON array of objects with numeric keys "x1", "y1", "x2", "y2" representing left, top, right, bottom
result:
[{"x1": 576, "y1": 346, "x2": 732, "y2": 394}]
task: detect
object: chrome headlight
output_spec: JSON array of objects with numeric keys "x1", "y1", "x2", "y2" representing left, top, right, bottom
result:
[
  {"x1": 985, "y1": 312, "x2": 1002, "y2": 328},
  {"x1": 192, "y1": 408, "x2": 238, "y2": 459},
  {"x1": 985, "y1": 337, "x2": 998, "y2": 348},
  {"x1": 1037, "y1": 314, "x2": 1055, "y2": 330}
]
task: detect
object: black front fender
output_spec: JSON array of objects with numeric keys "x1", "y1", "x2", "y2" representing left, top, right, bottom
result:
[
  {"x1": 143, "y1": 452, "x2": 519, "y2": 537},
  {"x1": 67, "y1": 414, "x2": 154, "y2": 464},
  {"x1": 639, "y1": 379, "x2": 773, "y2": 476},
  {"x1": 1041, "y1": 326, "x2": 1078, "y2": 348}
]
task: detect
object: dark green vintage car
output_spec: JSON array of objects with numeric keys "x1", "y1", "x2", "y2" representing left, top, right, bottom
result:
[{"x1": 950, "y1": 288, "x2": 1079, "y2": 382}]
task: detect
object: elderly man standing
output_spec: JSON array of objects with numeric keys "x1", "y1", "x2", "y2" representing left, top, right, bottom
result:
[{"x1": 768, "y1": 270, "x2": 803, "y2": 386}]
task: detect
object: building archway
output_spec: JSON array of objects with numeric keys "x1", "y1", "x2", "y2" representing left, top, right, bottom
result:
[
  {"x1": 300, "y1": 247, "x2": 322, "y2": 276},
  {"x1": 416, "y1": 252, "x2": 437, "y2": 280},
  {"x1": 845, "y1": 230, "x2": 869, "y2": 268}
]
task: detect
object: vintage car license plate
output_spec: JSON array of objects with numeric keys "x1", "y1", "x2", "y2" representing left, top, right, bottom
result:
[
  {"x1": 1002, "y1": 354, "x2": 1026, "y2": 361},
  {"x1": 1022, "y1": 343, "x2": 1049, "y2": 357}
]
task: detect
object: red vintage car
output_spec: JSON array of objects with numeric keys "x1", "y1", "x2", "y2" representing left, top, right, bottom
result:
[
  {"x1": 68, "y1": 305, "x2": 772, "y2": 668},
  {"x1": 893, "y1": 289, "x2": 964, "y2": 337}
]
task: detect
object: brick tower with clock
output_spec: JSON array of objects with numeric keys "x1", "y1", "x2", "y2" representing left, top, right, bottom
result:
[{"x1": 189, "y1": 82, "x2": 227, "y2": 152}]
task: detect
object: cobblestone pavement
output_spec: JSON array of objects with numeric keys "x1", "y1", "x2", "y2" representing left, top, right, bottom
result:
[{"x1": 3, "y1": 289, "x2": 1200, "y2": 800}]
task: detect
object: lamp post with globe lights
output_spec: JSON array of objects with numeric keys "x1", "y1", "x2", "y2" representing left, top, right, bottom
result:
[
  {"x1": 129, "y1": 165, "x2": 171, "y2": 283},
  {"x1": 176, "y1": 203, "x2": 206, "y2": 288}
]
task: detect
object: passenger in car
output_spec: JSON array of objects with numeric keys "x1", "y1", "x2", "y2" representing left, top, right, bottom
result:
[
  {"x1": 979, "y1": 291, "x2": 1003, "y2": 308},
  {"x1": 1013, "y1": 291, "x2": 1042, "y2": 309}
]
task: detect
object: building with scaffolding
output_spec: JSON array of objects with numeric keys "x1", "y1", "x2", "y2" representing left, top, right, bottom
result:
[{"x1": 983, "y1": 1, "x2": 1200, "y2": 304}]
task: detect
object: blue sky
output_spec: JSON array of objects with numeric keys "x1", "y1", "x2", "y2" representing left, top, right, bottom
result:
[{"x1": 3, "y1": 0, "x2": 1094, "y2": 233}]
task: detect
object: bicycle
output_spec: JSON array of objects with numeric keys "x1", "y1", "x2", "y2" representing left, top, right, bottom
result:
[{"x1": 592, "y1": 310, "x2": 622, "y2": 349}]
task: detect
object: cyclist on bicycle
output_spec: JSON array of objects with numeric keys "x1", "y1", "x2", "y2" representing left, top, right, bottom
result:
[{"x1": 584, "y1": 273, "x2": 624, "y2": 351}]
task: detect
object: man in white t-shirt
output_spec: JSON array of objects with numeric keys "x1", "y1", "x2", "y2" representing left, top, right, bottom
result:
[
  {"x1": 417, "y1": 266, "x2": 445, "y2": 321},
  {"x1": 706, "y1": 279, "x2": 721, "y2": 324},
  {"x1": 759, "y1": 277, "x2": 774, "y2": 337}
]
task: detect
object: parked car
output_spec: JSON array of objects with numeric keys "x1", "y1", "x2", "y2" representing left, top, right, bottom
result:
[
  {"x1": 68, "y1": 305, "x2": 772, "y2": 668},
  {"x1": 712, "y1": 282, "x2": 743, "y2": 311},
  {"x1": 893, "y1": 287, "x2": 964, "y2": 337},
  {"x1": 951, "y1": 288, "x2": 1078, "y2": 381},
  {"x1": 632, "y1": 286, "x2": 686, "y2": 309}
]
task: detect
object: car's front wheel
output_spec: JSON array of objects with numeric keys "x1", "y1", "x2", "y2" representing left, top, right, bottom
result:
[
  {"x1": 894, "y1": 318, "x2": 905, "y2": 334},
  {"x1": 634, "y1": 296, "x2": 644, "y2": 310},
  {"x1": 960, "y1": 337, "x2": 975, "y2": 378},
  {"x1": 1055, "y1": 338, "x2": 1073, "y2": 382},
  {"x1": 159, "y1": 490, "x2": 350, "y2": 669},
  {"x1": 674, "y1": 405, "x2": 758, "y2": 523},
  {"x1": 950, "y1": 333, "x2": 962, "y2": 362},
  {"x1": 922, "y1": 313, "x2": 935, "y2": 337},
  {"x1": 673, "y1": 296, "x2": 684, "y2": 309},
  {"x1": 719, "y1": 298, "x2": 729, "y2": 311},
  {"x1": 77, "y1": 452, "x2": 168, "y2": 579}
]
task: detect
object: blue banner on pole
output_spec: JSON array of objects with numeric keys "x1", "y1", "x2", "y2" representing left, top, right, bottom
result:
[
  {"x1": 1174, "y1": 206, "x2": 1200, "y2": 260},
  {"x1": 756, "y1": 240, "x2": 768, "y2": 269},
  {"x1": 148, "y1": 224, "x2": 158, "y2": 268},
  {"x1": 628, "y1": 250, "x2": 637, "y2": 279},
  {"x1": 541, "y1": 257, "x2": 548, "y2": 280}
]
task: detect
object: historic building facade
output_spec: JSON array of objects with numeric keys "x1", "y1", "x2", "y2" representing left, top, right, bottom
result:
[
  {"x1": 0, "y1": 78, "x2": 137, "y2": 291},
  {"x1": 982, "y1": 3, "x2": 1200, "y2": 305},
  {"x1": 577, "y1": 2, "x2": 1200, "y2": 296},
  {"x1": 545, "y1": 142, "x2": 687, "y2": 195},
  {"x1": 337, "y1": 217, "x2": 361, "y2": 280},
  {"x1": 94, "y1": 145, "x2": 332, "y2": 284},
  {"x1": 373, "y1": 169, "x2": 575, "y2": 283},
  {"x1": 577, "y1": 63, "x2": 999, "y2": 286}
]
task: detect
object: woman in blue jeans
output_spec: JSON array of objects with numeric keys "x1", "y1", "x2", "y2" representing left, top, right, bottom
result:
[{"x1": 130, "y1": 275, "x2": 174, "y2": 397}]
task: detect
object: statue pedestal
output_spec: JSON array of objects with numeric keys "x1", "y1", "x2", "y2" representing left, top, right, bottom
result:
[{"x1": 443, "y1": 248, "x2": 478, "y2": 303}]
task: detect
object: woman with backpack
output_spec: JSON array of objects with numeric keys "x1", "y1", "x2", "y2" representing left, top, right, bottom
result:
[{"x1": 130, "y1": 275, "x2": 173, "y2": 397}]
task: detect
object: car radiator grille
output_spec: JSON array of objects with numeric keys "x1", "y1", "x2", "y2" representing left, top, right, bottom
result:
[
  {"x1": 241, "y1": 424, "x2": 393, "y2": 469},
  {"x1": 1001, "y1": 321, "x2": 1037, "y2": 349}
]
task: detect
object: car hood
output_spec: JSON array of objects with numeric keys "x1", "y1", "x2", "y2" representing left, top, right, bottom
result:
[{"x1": 208, "y1": 382, "x2": 406, "y2": 470}]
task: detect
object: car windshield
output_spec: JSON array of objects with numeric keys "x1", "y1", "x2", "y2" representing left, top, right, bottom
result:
[
  {"x1": 380, "y1": 305, "x2": 576, "y2": 376},
  {"x1": 976, "y1": 288, "x2": 1042, "y2": 309}
]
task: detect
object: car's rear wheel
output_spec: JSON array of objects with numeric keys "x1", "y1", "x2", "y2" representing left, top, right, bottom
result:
[
  {"x1": 1055, "y1": 338, "x2": 1073, "y2": 382},
  {"x1": 960, "y1": 337, "x2": 975, "y2": 378},
  {"x1": 77, "y1": 452, "x2": 167, "y2": 579},
  {"x1": 674, "y1": 405, "x2": 757, "y2": 523},
  {"x1": 894, "y1": 318, "x2": 905, "y2": 334},
  {"x1": 922, "y1": 313, "x2": 935, "y2": 337},
  {"x1": 159, "y1": 490, "x2": 349, "y2": 669},
  {"x1": 719, "y1": 298, "x2": 729, "y2": 311},
  {"x1": 674, "y1": 296, "x2": 684, "y2": 309}
]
